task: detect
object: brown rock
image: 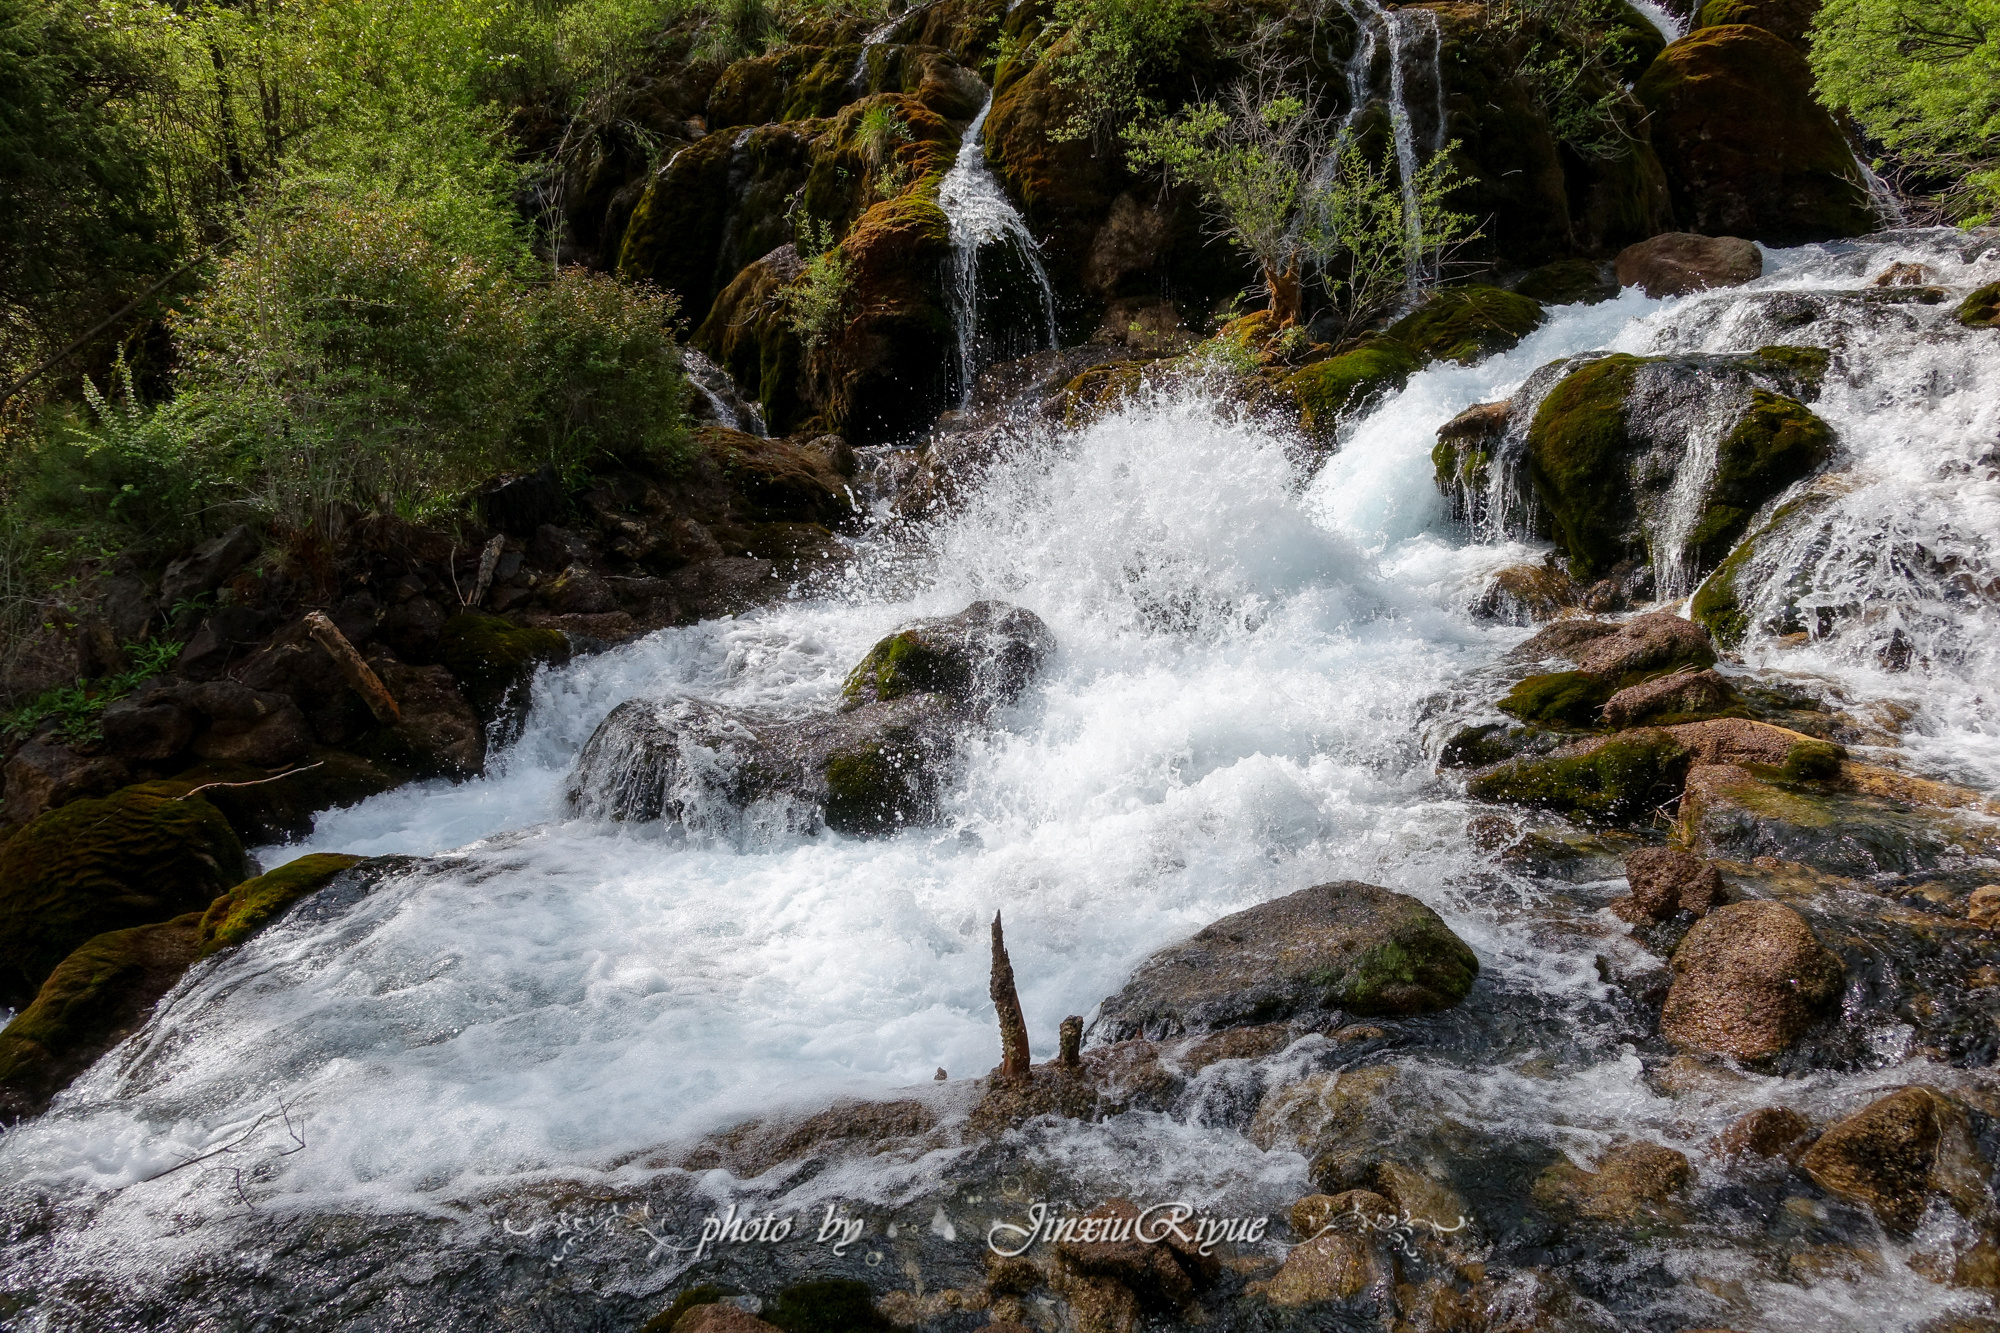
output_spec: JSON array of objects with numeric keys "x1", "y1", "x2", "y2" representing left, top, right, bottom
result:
[
  {"x1": 1967, "y1": 886, "x2": 2000, "y2": 930},
  {"x1": 1290, "y1": 1190, "x2": 1393, "y2": 1238},
  {"x1": 1475, "y1": 564, "x2": 1580, "y2": 623},
  {"x1": 1660, "y1": 900, "x2": 1843, "y2": 1059},
  {"x1": 1875, "y1": 261, "x2": 1934, "y2": 287},
  {"x1": 1601, "y1": 668, "x2": 1734, "y2": 727},
  {"x1": 1615, "y1": 232, "x2": 1762, "y2": 298},
  {"x1": 2, "y1": 741, "x2": 131, "y2": 827},
  {"x1": 1534, "y1": 1142, "x2": 1693, "y2": 1221},
  {"x1": 672, "y1": 1305, "x2": 784, "y2": 1333},
  {"x1": 1509, "y1": 618, "x2": 1620, "y2": 662},
  {"x1": 1056, "y1": 1198, "x2": 1219, "y2": 1311},
  {"x1": 1613, "y1": 846, "x2": 1723, "y2": 923},
  {"x1": 1799, "y1": 1086, "x2": 1994, "y2": 1234},
  {"x1": 359, "y1": 659, "x2": 485, "y2": 779},
  {"x1": 1715, "y1": 1105, "x2": 1814, "y2": 1158},
  {"x1": 1250, "y1": 1230, "x2": 1382, "y2": 1306},
  {"x1": 1662, "y1": 716, "x2": 1826, "y2": 767},
  {"x1": 99, "y1": 691, "x2": 198, "y2": 761},
  {"x1": 186, "y1": 685, "x2": 313, "y2": 768},
  {"x1": 1574, "y1": 613, "x2": 1717, "y2": 679}
]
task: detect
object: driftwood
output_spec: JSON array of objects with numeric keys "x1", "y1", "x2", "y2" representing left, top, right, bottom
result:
[
  {"x1": 1059, "y1": 1015, "x2": 1083, "y2": 1069},
  {"x1": 990, "y1": 912, "x2": 1032, "y2": 1081},
  {"x1": 470, "y1": 534, "x2": 506, "y2": 608},
  {"x1": 304, "y1": 611, "x2": 400, "y2": 724}
]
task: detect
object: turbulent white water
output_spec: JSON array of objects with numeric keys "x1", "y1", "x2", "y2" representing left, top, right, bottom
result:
[{"x1": 6, "y1": 231, "x2": 2000, "y2": 1329}]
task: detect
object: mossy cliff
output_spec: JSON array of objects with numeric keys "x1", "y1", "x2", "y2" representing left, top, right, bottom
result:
[{"x1": 0, "y1": 783, "x2": 248, "y2": 1006}]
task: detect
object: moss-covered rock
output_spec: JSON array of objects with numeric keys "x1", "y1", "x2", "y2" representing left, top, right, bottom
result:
[
  {"x1": 1095, "y1": 880, "x2": 1479, "y2": 1040},
  {"x1": 841, "y1": 600, "x2": 1053, "y2": 710},
  {"x1": 0, "y1": 911, "x2": 203, "y2": 1118},
  {"x1": 766, "y1": 1279, "x2": 895, "y2": 1333},
  {"x1": 1497, "y1": 671, "x2": 1617, "y2": 728},
  {"x1": 819, "y1": 703, "x2": 955, "y2": 837},
  {"x1": 1959, "y1": 282, "x2": 2000, "y2": 329},
  {"x1": 1466, "y1": 729, "x2": 1692, "y2": 824},
  {"x1": 0, "y1": 783, "x2": 248, "y2": 1006},
  {"x1": 1636, "y1": 25, "x2": 1874, "y2": 242},
  {"x1": 1513, "y1": 258, "x2": 1618, "y2": 306},
  {"x1": 1677, "y1": 761, "x2": 1976, "y2": 875},
  {"x1": 1286, "y1": 341, "x2": 1418, "y2": 440},
  {"x1": 437, "y1": 612, "x2": 571, "y2": 726},
  {"x1": 816, "y1": 189, "x2": 958, "y2": 442},
  {"x1": 196, "y1": 854, "x2": 364, "y2": 957},
  {"x1": 700, "y1": 428, "x2": 856, "y2": 526},
  {"x1": 1693, "y1": 0, "x2": 1821, "y2": 48},
  {"x1": 696, "y1": 247, "x2": 813, "y2": 435},
  {"x1": 1524, "y1": 349, "x2": 1835, "y2": 580},
  {"x1": 1388, "y1": 286, "x2": 1545, "y2": 365}
]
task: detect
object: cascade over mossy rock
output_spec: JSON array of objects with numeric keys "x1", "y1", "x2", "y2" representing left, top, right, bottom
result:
[
  {"x1": 1659, "y1": 899, "x2": 1842, "y2": 1059},
  {"x1": 1635, "y1": 25, "x2": 1874, "y2": 243},
  {"x1": 0, "y1": 783, "x2": 248, "y2": 1006},
  {"x1": 1386, "y1": 285, "x2": 1545, "y2": 365},
  {"x1": 1092, "y1": 881, "x2": 1480, "y2": 1041},
  {"x1": 437, "y1": 613, "x2": 571, "y2": 725},
  {"x1": 1524, "y1": 349, "x2": 1833, "y2": 579},
  {"x1": 197, "y1": 854, "x2": 365, "y2": 957},
  {"x1": 817, "y1": 191, "x2": 957, "y2": 441},
  {"x1": 1285, "y1": 342, "x2": 1417, "y2": 440},
  {"x1": 0, "y1": 911, "x2": 203, "y2": 1119}
]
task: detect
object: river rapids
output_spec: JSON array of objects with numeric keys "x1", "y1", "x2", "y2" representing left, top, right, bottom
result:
[{"x1": 3, "y1": 228, "x2": 1999, "y2": 1331}]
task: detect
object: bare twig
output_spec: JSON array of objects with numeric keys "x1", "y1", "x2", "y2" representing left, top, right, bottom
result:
[{"x1": 174, "y1": 761, "x2": 323, "y2": 799}]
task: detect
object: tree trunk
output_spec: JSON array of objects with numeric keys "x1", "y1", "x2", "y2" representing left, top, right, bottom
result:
[{"x1": 1266, "y1": 260, "x2": 1304, "y2": 327}]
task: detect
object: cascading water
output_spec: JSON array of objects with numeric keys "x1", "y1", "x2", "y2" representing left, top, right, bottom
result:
[
  {"x1": 1333, "y1": 0, "x2": 1448, "y2": 283},
  {"x1": 937, "y1": 97, "x2": 1060, "y2": 405},
  {"x1": 5, "y1": 231, "x2": 2000, "y2": 1332}
]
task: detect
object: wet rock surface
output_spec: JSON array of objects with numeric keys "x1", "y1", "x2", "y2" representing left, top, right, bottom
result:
[
  {"x1": 1093, "y1": 881, "x2": 1479, "y2": 1041},
  {"x1": 1660, "y1": 899, "x2": 1845, "y2": 1059}
]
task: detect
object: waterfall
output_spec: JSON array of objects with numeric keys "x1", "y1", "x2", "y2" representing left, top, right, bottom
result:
[
  {"x1": 1628, "y1": 0, "x2": 1685, "y2": 42},
  {"x1": 1334, "y1": 0, "x2": 1446, "y2": 283},
  {"x1": 681, "y1": 347, "x2": 767, "y2": 436},
  {"x1": 937, "y1": 96, "x2": 1060, "y2": 405}
]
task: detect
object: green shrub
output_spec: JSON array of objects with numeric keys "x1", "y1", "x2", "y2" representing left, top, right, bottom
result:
[{"x1": 1045, "y1": 0, "x2": 1202, "y2": 147}]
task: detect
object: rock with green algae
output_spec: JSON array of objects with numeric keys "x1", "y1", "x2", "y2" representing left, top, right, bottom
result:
[
  {"x1": 1636, "y1": 25, "x2": 1874, "y2": 242},
  {"x1": 1466, "y1": 729, "x2": 1692, "y2": 824},
  {"x1": 1693, "y1": 0, "x2": 1821, "y2": 48},
  {"x1": 196, "y1": 853, "x2": 365, "y2": 956},
  {"x1": 1513, "y1": 258, "x2": 1618, "y2": 306},
  {"x1": 1960, "y1": 282, "x2": 2000, "y2": 329},
  {"x1": 156, "y1": 750, "x2": 407, "y2": 845},
  {"x1": 0, "y1": 782, "x2": 248, "y2": 1006},
  {"x1": 1497, "y1": 671, "x2": 1617, "y2": 729},
  {"x1": 436, "y1": 612, "x2": 571, "y2": 725},
  {"x1": 1093, "y1": 881, "x2": 1480, "y2": 1041},
  {"x1": 841, "y1": 600, "x2": 1054, "y2": 711},
  {"x1": 1677, "y1": 761, "x2": 1977, "y2": 875},
  {"x1": 1524, "y1": 348, "x2": 1833, "y2": 579},
  {"x1": 1286, "y1": 341, "x2": 1420, "y2": 441},
  {"x1": 1386, "y1": 285, "x2": 1546, "y2": 365},
  {"x1": 0, "y1": 911, "x2": 203, "y2": 1118}
]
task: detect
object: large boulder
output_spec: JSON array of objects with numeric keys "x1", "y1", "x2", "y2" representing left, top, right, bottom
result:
[
  {"x1": 1092, "y1": 881, "x2": 1480, "y2": 1041},
  {"x1": 1658, "y1": 899, "x2": 1843, "y2": 1059},
  {"x1": 1614, "y1": 232, "x2": 1762, "y2": 298},
  {"x1": 0, "y1": 783, "x2": 248, "y2": 1007},
  {"x1": 1693, "y1": 0, "x2": 1820, "y2": 49},
  {"x1": 1635, "y1": 25, "x2": 1875, "y2": 243},
  {"x1": 0, "y1": 912, "x2": 204, "y2": 1119},
  {"x1": 569, "y1": 602, "x2": 1052, "y2": 836},
  {"x1": 1798, "y1": 1086, "x2": 1994, "y2": 1234},
  {"x1": 1385, "y1": 286, "x2": 1545, "y2": 366},
  {"x1": 2, "y1": 740, "x2": 130, "y2": 827},
  {"x1": 436, "y1": 612, "x2": 571, "y2": 728},
  {"x1": 815, "y1": 190, "x2": 957, "y2": 442},
  {"x1": 1467, "y1": 728, "x2": 1692, "y2": 824},
  {"x1": 1523, "y1": 348, "x2": 1833, "y2": 583},
  {"x1": 196, "y1": 853, "x2": 365, "y2": 956}
]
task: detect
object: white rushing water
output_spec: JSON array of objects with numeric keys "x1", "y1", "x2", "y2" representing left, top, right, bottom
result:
[
  {"x1": 5, "y1": 231, "x2": 2000, "y2": 1329},
  {"x1": 937, "y1": 96, "x2": 1060, "y2": 404}
]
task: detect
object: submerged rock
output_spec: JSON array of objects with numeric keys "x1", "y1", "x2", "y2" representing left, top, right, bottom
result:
[
  {"x1": 1659, "y1": 900, "x2": 1843, "y2": 1059},
  {"x1": 568, "y1": 602, "x2": 1052, "y2": 836},
  {"x1": 0, "y1": 783, "x2": 248, "y2": 1006},
  {"x1": 1799, "y1": 1086, "x2": 1995, "y2": 1234},
  {"x1": 1961, "y1": 282, "x2": 2000, "y2": 329},
  {"x1": 1093, "y1": 882, "x2": 1479, "y2": 1041},
  {"x1": 1678, "y1": 762, "x2": 1971, "y2": 875},
  {"x1": 1533, "y1": 1142, "x2": 1694, "y2": 1222},
  {"x1": 1715, "y1": 1105, "x2": 1814, "y2": 1158}
]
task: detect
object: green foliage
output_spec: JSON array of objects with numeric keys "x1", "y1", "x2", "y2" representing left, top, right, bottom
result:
[
  {"x1": 781, "y1": 219, "x2": 854, "y2": 351},
  {"x1": 1812, "y1": 0, "x2": 2000, "y2": 222},
  {"x1": 1305, "y1": 140, "x2": 1479, "y2": 340},
  {"x1": 2, "y1": 638, "x2": 181, "y2": 743},
  {"x1": 1488, "y1": 0, "x2": 1653, "y2": 161},
  {"x1": 1045, "y1": 0, "x2": 1202, "y2": 147}
]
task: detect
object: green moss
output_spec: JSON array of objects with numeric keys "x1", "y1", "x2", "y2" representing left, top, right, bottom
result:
[
  {"x1": 1432, "y1": 436, "x2": 1493, "y2": 499},
  {"x1": 1467, "y1": 731, "x2": 1692, "y2": 824},
  {"x1": 1497, "y1": 671, "x2": 1617, "y2": 728},
  {"x1": 1605, "y1": 0, "x2": 1669, "y2": 80},
  {"x1": 196, "y1": 854, "x2": 363, "y2": 957},
  {"x1": 1525, "y1": 353, "x2": 1644, "y2": 577},
  {"x1": 0, "y1": 783, "x2": 248, "y2": 1006},
  {"x1": 824, "y1": 746, "x2": 908, "y2": 835},
  {"x1": 841, "y1": 629, "x2": 974, "y2": 706},
  {"x1": 783, "y1": 45, "x2": 866, "y2": 119},
  {"x1": 1780, "y1": 739, "x2": 1846, "y2": 783},
  {"x1": 1960, "y1": 282, "x2": 2000, "y2": 329},
  {"x1": 1287, "y1": 341, "x2": 1418, "y2": 439},
  {"x1": 1386, "y1": 286, "x2": 1545, "y2": 366},
  {"x1": 0, "y1": 911, "x2": 203, "y2": 1115},
  {"x1": 1749, "y1": 345, "x2": 1831, "y2": 399},
  {"x1": 639, "y1": 1285, "x2": 728, "y2": 1333},
  {"x1": 767, "y1": 1279, "x2": 894, "y2": 1333},
  {"x1": 1685, "y1": 389, "x2": 1834, "y2": 569},
  {"x1": 1693, "y1": 0, "x2": 1819, "y2": 44},
  {"x1": 437, "y1": 612, "x2": 570, "y2": 724},
  {"x1": 1323, "y1": 926, "x2": 1480, "y2": 1016}
]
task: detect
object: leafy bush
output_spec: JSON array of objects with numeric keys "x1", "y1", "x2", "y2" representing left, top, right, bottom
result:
[
  {"x1": 782, "y1": 219, "x2": 854, "y2": 351},
  {"x1": 1487, "y1": 0, "x2": 1651, "y2": 162},
  {"x1": 1811, "y1": 0, "x2": 2000, "y2": 223},
  {"x1": 1045, "y1": 0, "x2": 1202, "y2": 147}
]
